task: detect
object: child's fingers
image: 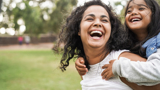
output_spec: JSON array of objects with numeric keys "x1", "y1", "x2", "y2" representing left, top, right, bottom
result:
[
  {"x1": 101, "y1": 67, "x2": 109, "y2": 77},
  {"x1": 102, "y1": 64, "x2": 109, "y2": 69},
  {"x1": 109, "y1": 59, "x2": 116, "y2": 64},
  {"x1": 102, "y1": 69, "x2": 112, "y2": 80},
  {"x1": 75, "y1": 63, "x2": 86, "y2": 68},
  {"x1": 106, "y1": 72, "x2": 114, "y2": 80},
  {"x1": 102, "y1": 72, "x2": 109, "y2": 79},
  {"x1": 79, "y1": 71, "x2": 87, "y2": 75},
  {"x1": 105, "y1": 73, "x2": 112, "y2": 80},
  {"x1": 76, "y1": 66, "x2": 88, "y2": 75},
  {"x1": 79, "y1": 59, "x2": 85, "y2": 64},
  {"x1": 78, "y1": 57, "x2": 85, "y2": 64},
  {"x1": 76, "y1": 66, "x2": 87, "y2": 72},
  {"x1": 75, "y1": 60, "x2": 86, "y2": 68}
]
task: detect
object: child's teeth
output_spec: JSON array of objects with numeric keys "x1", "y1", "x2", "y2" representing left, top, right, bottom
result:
[{"x1": 132, "y1": 18, "x2": 140, "y2": 22}]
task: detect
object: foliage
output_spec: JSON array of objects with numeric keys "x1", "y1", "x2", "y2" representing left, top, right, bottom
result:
[
  {"x1": 47, "y1": 0, "x2": 77, "y2": 33},
  {"x1": 0, "y1": 50, "x2": 81, "y2": 90},
  {"x1": 12, "y1": 1, "x2": 43, "y2": 35},
  {"x1": 0, "y1": 0, "x2": 77, "y2": 36}
]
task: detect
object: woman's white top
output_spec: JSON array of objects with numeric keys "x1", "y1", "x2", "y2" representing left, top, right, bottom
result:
[{"x1": 80, "y1": 50, "x2": 132, "y2": 90}]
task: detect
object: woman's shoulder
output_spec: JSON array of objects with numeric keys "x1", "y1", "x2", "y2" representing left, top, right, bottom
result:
[
  {"x1": 119, "y1": 51, "x2": 146, "y2": 62},
  {"x1": 110, "y1": 50, "x2": 129, "y2": 59}
]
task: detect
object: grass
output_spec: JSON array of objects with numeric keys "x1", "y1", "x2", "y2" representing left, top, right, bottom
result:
[{"x1": 0, "y1": 50, "x2": 81, "y2": 90}]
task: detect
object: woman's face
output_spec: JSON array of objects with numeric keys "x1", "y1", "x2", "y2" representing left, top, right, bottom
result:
[
  {"x1": 125, "y1": 0, "x2": 152, "y2": 35},
  {"x1": 78, "y1": 5, "x2": 111, "y2": 50}
]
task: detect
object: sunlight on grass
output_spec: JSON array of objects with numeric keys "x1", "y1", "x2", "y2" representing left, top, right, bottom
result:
[{"x1": 0, "y1": 50, "x2": 81, "y2": 90}]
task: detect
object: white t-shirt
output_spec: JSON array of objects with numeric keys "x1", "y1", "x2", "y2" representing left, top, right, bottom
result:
[{"x1": 80, "y1": 50, "x2": 132, "y2": 90}]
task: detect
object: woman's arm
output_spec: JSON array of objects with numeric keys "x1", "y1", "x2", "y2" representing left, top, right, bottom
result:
[
  {"x1": 120, "y1": 77, "x2": 160, "y2": 90},
  {"x1": 119, "y1": 52, "x2": 146, "y2": 62}
]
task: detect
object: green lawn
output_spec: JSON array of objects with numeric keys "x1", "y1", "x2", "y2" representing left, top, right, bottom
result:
[{"x1": 0, "y1": 50, "x2": 81, "y2": 90}]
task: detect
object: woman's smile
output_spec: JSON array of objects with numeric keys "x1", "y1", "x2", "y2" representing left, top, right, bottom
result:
[
  {"x1": 89, "y1": 30, "x2": 103, "y2": 40},
  {"x1": 79, "y1": 5, "x2": 111, "y2": 49}
]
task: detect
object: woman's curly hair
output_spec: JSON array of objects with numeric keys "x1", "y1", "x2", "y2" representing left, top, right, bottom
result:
[{"x1": 57, "y1": 0, "x2": 131, "y2": 71}]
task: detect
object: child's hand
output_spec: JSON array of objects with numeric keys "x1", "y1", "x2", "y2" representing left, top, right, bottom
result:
[
  {"x1": 101, "y1": 60, "x2": 115, "y2": 80},
  {"x1": 75, "y1": 57, "x2": 88, "y2": 76}
]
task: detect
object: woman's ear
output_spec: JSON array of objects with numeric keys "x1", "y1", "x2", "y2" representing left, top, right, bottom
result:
[{"x1": 78, "y1": 31, "x2": 81, "y2": 36}]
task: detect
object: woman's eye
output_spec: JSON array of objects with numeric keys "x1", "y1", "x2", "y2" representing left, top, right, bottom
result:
[
  {"x1": 102, "y1": 19, "x2": 108, "y2": 22},
  {"x1": 86, "y1": 18, "x2": 93, "y2": 21},
  {"x1": 139, "y1": 8, "x2": 145, "y2": 10}
]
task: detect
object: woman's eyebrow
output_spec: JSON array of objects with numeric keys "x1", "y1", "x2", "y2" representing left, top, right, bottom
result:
[
  {"x1": 84, "y1": 14, "x2": 95, "y2": 18},
  {"x1": 84, "y1": 14, "x2": 109, "y2": 19},
  {"x1": 101, "y1": 15, "x2": 109, "y2": 19}
]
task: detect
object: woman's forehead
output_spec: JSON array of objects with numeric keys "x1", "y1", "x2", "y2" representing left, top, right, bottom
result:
[{"x1": 83, "y1": 5, "x2": 109, "y2": 18}]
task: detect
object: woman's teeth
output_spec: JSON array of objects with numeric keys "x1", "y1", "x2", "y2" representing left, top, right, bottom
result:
[{"x1": 90, "y1": 31, "x2": 102, "y2": 37}]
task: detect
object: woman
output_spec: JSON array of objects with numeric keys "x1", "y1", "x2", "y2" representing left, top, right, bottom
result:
[{"x1": 56, "y1": 0, "x2": 146, "y2": 89}]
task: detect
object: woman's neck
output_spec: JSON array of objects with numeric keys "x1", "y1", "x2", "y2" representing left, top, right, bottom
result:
[{"x1": 84, "y1": 47, "x2": 108, "y2": 65}]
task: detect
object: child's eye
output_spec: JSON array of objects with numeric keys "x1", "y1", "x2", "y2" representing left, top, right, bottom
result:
[{"x1": 127, "y1": 10, "x2": 132, "y2": 13}]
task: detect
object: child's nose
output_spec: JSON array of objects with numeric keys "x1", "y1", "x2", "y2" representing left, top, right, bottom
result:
[{"x1": 131, "y1": 9, "x2": 138, "y2": 16}]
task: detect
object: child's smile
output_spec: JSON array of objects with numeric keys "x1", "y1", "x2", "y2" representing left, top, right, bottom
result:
[
  {"x1": 130, "y1": 17, "x2": 142, "y2": 23},
  {"x1": 125, "y1": 0, "x2": 152, "y2": 35}
]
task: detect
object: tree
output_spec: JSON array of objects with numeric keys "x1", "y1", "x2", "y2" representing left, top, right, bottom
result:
[
  {"x1": 47, "y1": 0, "x2": 77, "y2": 33},
  {"x1": 12, "y1": 1, "x2": 43, "y2": 35},
  {"x1": 0, "y1": 0, "x2": 77, "y2": 36},
  {"x1": 0, "y1": 0, "x2": 2, "y2": 13},
  {"x1": 114, "y1": 1, "x2": 127, "y2": 24}
]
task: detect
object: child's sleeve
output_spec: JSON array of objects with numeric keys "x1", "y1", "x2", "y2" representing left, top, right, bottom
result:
[{"x1": 112, "y1": 52, "x2": 160, "y2": 86}]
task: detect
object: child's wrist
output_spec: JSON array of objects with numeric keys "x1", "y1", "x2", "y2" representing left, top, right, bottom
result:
[{"x1": 112, "y1": 59, "x2": 118, "y2": 76}]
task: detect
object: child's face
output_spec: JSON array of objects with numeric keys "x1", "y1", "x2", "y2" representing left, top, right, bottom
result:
[
  {"x1": 78, "y1": 5, "x2": 111, "y2": 50},
  {"x1": 125, "y1": 0, "x2": 152, "y2": 35}
]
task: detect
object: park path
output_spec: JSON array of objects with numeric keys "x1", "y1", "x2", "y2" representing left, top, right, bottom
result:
[{"x1": 0, "y1": 43, "x2": 54, "y2": 50}]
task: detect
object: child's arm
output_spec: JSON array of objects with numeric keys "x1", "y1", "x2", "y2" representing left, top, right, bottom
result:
[
  {"x1": 102, "y1": 51, "x2": 160, "y2": 86},
  {"x1": 75, "y1": 57, "x2": 88, "y2": 79},
  {"x1": 101, "y1": 52, "x2": 146, "y2": 80}
]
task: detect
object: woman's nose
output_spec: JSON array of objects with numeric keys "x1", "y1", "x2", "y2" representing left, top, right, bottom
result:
[{"x1": 93, "y1": 19, "x2": 102, "y2": 27}]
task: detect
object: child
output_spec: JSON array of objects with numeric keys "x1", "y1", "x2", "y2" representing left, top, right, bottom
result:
[
  {"x1": 75, "y1": 0, "x2": 160, "y2": 89},
  {"x1": 56, "y1": 0, "x2": 146, "y2": 89}
]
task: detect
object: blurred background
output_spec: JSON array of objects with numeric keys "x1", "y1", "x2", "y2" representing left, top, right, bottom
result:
[{"x1": 0, "y1": 0, "x2": 160, "y2": 90}]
